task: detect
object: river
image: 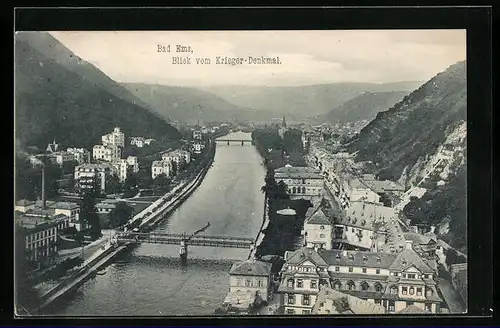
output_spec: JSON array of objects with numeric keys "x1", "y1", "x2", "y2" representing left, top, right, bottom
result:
[{"x1": 45, "y1": 132, "x2": 266, "y2": 316}]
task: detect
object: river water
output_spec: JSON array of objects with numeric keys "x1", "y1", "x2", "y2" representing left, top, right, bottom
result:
[{"x1": 46, "y1": 132, "x2": 266, "y2": 316}]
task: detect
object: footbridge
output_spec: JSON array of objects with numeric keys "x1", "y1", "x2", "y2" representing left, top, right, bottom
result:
[
  {"x1": 215, "y1": 138, "x2": 254, "y2": 145},
  {"x1": 116, "y1": 232, "x2": 254, "y2": 249}
]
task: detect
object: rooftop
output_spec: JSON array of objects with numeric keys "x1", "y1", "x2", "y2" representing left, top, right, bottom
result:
[
  {"x1": 229, "y1": 259, "x2": 272, "y2": 277},
  {"x1": 313, "y1": 286, "x2": 386, "y2": 315},
  {"x1": 397, "y1": 305, "x2": 430, "y2": 314},
  {"x1": 274, "y1": 166, "x2": 323, "y2": 180},
  {"x1": 306, "y1": 206, "x2": 334, "y2": 226}
]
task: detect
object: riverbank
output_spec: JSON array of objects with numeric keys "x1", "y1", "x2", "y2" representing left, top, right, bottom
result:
[{"x1": 32, "y1": 140, "x2": 217, "y2": 314}]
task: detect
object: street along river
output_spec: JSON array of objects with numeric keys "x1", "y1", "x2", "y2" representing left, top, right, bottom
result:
[{"x1": 45, "y1": 132, "x2": 266, "y2": 316}]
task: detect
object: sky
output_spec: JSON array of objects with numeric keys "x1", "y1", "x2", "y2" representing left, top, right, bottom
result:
[{"x1": 50, "y1": 30, "x2": 466, "y2": 87}]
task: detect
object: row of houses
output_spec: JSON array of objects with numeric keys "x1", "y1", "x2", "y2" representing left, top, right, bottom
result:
[{"x1": 151, "y1": 149, "x2": 191, "y2": 179}]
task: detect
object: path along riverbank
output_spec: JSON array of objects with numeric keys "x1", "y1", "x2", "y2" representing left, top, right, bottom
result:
[{"x1": 34, "y1": 140, "x2": 217, "y2": 313}]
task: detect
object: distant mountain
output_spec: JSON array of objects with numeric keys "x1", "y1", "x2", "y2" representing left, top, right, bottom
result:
[
  {"x1": 345, "y1": 61, "x2": 467, "y2": 251},
  {"x1": 123, "y1": 83, "x2": 279, "y2": 124},
  {"x1": 15, "y1": 32, "x2": 181, "y2": 150},
  {"x1": 319, "y1": 91, "x2": 410, "y2": 124},
  {"x1": 200, "y1": 81, "x2": 423, "y2": 120}
]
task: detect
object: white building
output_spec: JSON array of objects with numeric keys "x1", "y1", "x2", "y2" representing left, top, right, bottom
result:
[
  {"x1": 225, "y1": 259, "x2": 273, "y2": 309},
  {"x1": 274, "y1": 166, "x2": 324, "y2": 201},
  {"x1": 151, "y1": 160, "x2": 171, "y2": 179},
  {"x1": 15, "y1": 200, "x2": 83, "y2": 231},
  {"x1": 348, "y1": 179, "x2": 382, "y2": 204},
  {"x1": 102, "y1": 127, "x2": 125, "y2": 148},
  {"x1": 162, "y1": 149, "x2": 190, "y2": 166},
  {"x1": 74, "y1": 163, "x2": 116, "y2": 191},
  {"x1": 93, "y1": 144, "x2": 121, "y2": 162},
  {"x1": 67, "y1": 147, "x2": 91, "y2": 164},
  {"x1": 193, "y1": 142, "x2": 203, "y2": 154},
  {"x1": 16, "y1": 215, "x2": 59, "y2": 265},
  {"x1": 49, "y1": 151, "x2": 75, "y2": 166},
  {"x1": 303, "y1": 205, "x2": 335, "y2": 250},
  {"x1": 113, "y1": 159, "x2": 129, "y2": 183},
  {"x1": 126, "y1": 156, "x2": 139, "y2": 173},
  {"x1": 130, "y1": 137, "x2": 145, "y2": 148}
]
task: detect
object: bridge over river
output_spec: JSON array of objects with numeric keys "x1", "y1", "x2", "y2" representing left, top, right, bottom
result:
[{"x1": 116, "y1": 232, "x2": 254, "y2": 249}]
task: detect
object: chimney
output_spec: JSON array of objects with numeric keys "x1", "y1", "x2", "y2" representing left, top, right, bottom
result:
[
  {"x1": 430, "y1": 226, "x2": 436, "y2": 233},
  {"x1": 405, "y1": 240, "x2": 413, "y2": 250},
  {"x1": 41, "y1": 166, "x2": 46, "y2": 209}
]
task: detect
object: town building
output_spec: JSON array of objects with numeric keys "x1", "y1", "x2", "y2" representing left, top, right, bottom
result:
[
  {"x1": 92, "y1": 144, "x2": 121, "y2": 162},
  {"x1": 15, "y1": 200, "x2": 82, "y2": 231},
  {"x1": 74, "y1": 163, "x2": 116, "y2": 191},
  {"x1": 333, "y1": 201, "x2": 396, "y2": 251},
  {"x1": 48, "y1": 151, "x2": 75, "y2": 167},
  {"x1": 151, "y1": 160, "x2": 171, "y2": 179},
  {"x1": 127, "y1": 156, "x2": 140, "y2": 173},
  {"x1": 278, "y1": 116, "x2": 288, "y2": 139},
  {"x1": 312, "y1": 285, "x2": 386, "y2": 314},
  {"x1": 16, "y1": 214, "x2": 59, "y2": 266},
  {"x1": 193, "y1": 142, "x2": 203, "y2": 154},
  {"x1": 347, "y1": 179, "x2": 382, "y2": 204},
  {"x1": 45, "y1": 139, "x2": 59, "y2": 153},
  {"x1": 193, "y1": 130, "x2": 202, "y2": 140},
  {"x1": 113, "y1": 159, "x2": 129, "y2": 183},
  {"x1": 102, "y1": 127, "x2": 125, "y2": 148},
  {"x1": 303, "y1": 205, "x2": 335, "y2": 250},
  {"x1": 450, "y1": 263, "x2": 467, "y2": 308},
  {"x1": 130, "y1": 137, "x2": 145, "y2": 148},
  {"x1": 144, "y1": 138, "x2": 156, "y2": 146},
  {"x1": 226, "y1": 259, "x2": 273, "y2": 306},
  {"x1": 96, "y1": 199, "x2": 120, "y2": 214},
  {"x1": 274, "y1": 166, "x2": 324, "y2": 202},
  {"x1": 162, "y1": 149, "x2": 190, "y2": 166},
  {"x1": 278, "y1": 243, "x2": 443, "y2": 315},
  {"x1": 67, "y1": 147, "x2": 91, "y2": 164},
  {"x1": 356, "y1": 174, "x2": 405, "y2": 207}
]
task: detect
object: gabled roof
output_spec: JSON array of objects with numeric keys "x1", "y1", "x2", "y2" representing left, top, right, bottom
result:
[
  {"x1": 16, "y1": 199, "x2": 35, "y2": 206},
  {"x1": 229, "y1": 259, "x2": 272, "y2": 277},
  {"x1": 306, "y1": 207, "x2": 333, "y2": 225},
  {"x1": 319, "y1": 249, "x2": 396, "y2": 269},
  {"x1": 388, "y1": 248, "x2": 434, "y2": 273},
  {"x1": 285, "y1": 247, "x2": 329, "y2": 267},
  {"x1": 313, "y1": 286, "x2": 386, "y2": 315}
]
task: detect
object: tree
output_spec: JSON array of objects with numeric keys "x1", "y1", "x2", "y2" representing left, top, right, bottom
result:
[
  {"x1": 14, "y1": 225, "x2": 40, "y2": 312},
  {"x1": 80, "y1": 192, "x2": 101, "y2": 239},
  {"x1": 171, "y1": 160, "x2": 178, "y2": 177},
  {"x1": 153, "y1": 173, "x2": 170, "y2": 192},
  {"x1": 107, "y1": 201, "x2": 134, "y2": 228},
  {"x1": 105, "y1": 174, "x2": 122, "y2": 194}
]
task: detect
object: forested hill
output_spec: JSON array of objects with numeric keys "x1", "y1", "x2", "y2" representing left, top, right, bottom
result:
[
  {"x1": 319, "y1": 91, "x2": 410, "y2": 124},
  {"x1": 346, "y1": 61, "x2": 466, "y2": 181},
  {"x1": 15, "y1": 32, "x2": 181, "y2": 151}
]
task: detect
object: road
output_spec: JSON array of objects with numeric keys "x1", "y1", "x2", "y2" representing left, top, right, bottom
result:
[{"x1": 437, "y1": 265, "x2": 466, "y2": 313}]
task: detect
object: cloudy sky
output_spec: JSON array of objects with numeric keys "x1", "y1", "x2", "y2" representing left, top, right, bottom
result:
[{"x1": 50, "y1": 30, "x2": 466, "y2": 87}]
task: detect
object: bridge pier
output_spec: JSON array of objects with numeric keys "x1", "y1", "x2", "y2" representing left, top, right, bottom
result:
[
  {"x1": 179, "y1": 240, "x2": 188, "y2": 262},
  {"x1": 227, "y1": 140, "x2": 230, "y2": 145}
]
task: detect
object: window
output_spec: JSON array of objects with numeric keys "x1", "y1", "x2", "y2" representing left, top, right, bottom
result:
[
  {"x1": 402, "y1": 287, "x2": 408, "y2": 295},
  {"x1": 347, "y1": 281, "x2": 355, "y2": 290},
  {"x1": 297, "y1": 279, "x2": 303, "y2": 288},
  {"x1": 352, "y1": 228, "x2": 355, "y2": 232},
  {"x1": 302, "y1": 310, "x2": 310, "y2": 314},
  {"x1": 361, "y1": 281, "x2": 369, "y2": 291},
  {"x1": 426, "y1": 288, "x2": 433, "y2": 297},
  {"x1": 335, "y1": 266, "x2": 340, "y2": 272},
  {"x1": 406, "y1": 301, "x2": 414, "y2": 307},
  {"x1": 362, "y1": 268, "x2": 367, "y2": 273},
  {"x1": 388, "y1": 301, "x2": 395, "y2": 312},
  {"x1": 376, "y1": 269, "x2": 381, "y2": 274},
  {"x1": 258, "y1": 280, "x2": 263, "y2": 287},
  {"x1": 325, "y1": 309, "x2": 331, "y2": 314},
  {"x1": 287, "y1": 279, "x2": 294, "y2": 288},
  {"x1": 287, "y1": 294, "x2": 295, "y2": 305},
  {"x1": 417, "y1": 287, "x2": 423, "y2": 296},
  {"x1": 348, "y1": 267, "x2": 353, "y2": 273},
  {"x1": 245, "y1": 280, "x2": 251, "y2": 287},
  {"x1": 408, "y1": 274, "x2": 416, "y2": 279},
  {"x1": 333, "y1": 281, "x2": 341, "y2": 290},
  {"x1": 425, "y1": 303, "x2": 433, "y2": 312},
  {"x1": 394, "y1": 272, "x2": 399, "y2": 277},
  {"x1": 286, "y1": 309, "x2": 295, "y2": 315},
  {"x1": 390, "y1": 286, "x2": 398, "y2": 294},
  {"x1": 320, "y1": 225, "x2": 325, "y2": 230},
  {"x1": 374, "y1": 299, "x2": 382, "y2": 305},
  {"x1": 303, "y1": 294, "x2": 310, "y2": 305},
  {"x1": 320, "y1": 234, "x2": 325, "y2": 238},
  {"x1": 310, "y1": 280, "x2": 317, "y2": 289},
  {"x1": 409, "y1": 287, "x2": 415, "y2": 295}
]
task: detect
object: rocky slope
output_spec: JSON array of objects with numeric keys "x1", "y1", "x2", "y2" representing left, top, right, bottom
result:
[
  {"x1": 15, "y1": 32, "x2": 181, "y2": 150},
  {"x1": 345, "y1": 61, "x2": 467, "y2": 251}
]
